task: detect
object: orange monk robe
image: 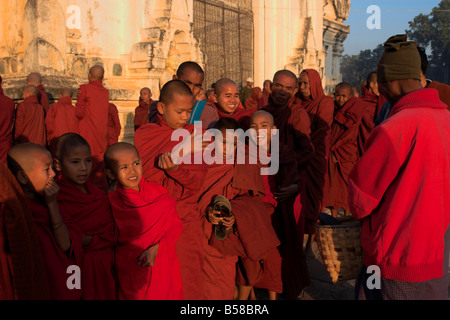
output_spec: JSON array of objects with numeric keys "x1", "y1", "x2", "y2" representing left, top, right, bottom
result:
[
  {"x1": 134, "y1": 116, "x2": 209, "y2": 300},
  {"x1": 323, "y1": 97, "x2": 370, "y2": 212},
  {"x1": 215, "y1": 104, "x2": 255, "y2": 131},
  {"x1": 56, "y1": 175, "x2": 117, "y2": 300},
  {"x1": 75, "y1": 80, "x2": 109, "y2": 189},
  {"x1": 427, "y1": 81, "x2": 450, "y2": 111},
  {"x1": 27, "y1": 197, "x2": 83, "y2": 300},
  {"x1": 14, "y1": 95, "x2": 47, "y2": 147},
  {"x1": 245, "y1": 87, "x2": 262, "y2": 111},
  {"x1": 297, "y1": 69, "x2": 335, "y2": 236},
  {"x1": 0, "y1": 161, "x2": 50, "y2": 300},
  {"x1": 134, "y1": 98, "x2": 153, "y2": 131},
  {"x1": 0, "y1": 87, "x2": 15, "y2": 163},
  {"x1": 197, "y1": 156, "x2": 279, "y2": 300},
  {"x1": 358, "y1": 86, "x2": 387, "y2": 156},
  {"x1": 107, "y1": 103, "x2": 121, "y2": 147},
  {"x1": 45, "y1": 96, "x2": 79, "y2": 155},
  {"x1": 108, "y1": 178, "x2": 183, "y2": 300},
  {"x1": 37, "y1": 85, "x2": 50, "y2": 115}
]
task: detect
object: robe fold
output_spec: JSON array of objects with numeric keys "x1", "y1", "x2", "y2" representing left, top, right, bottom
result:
[
  {"x1": 108, "y1": 178, "x2": 183, "y2": 300},
  {"x1": 427, "y1": 81, "x2": 450, "y2": 111},
  {"x1": 297, "y1": 69, "x2": 335, "y2": 235},
  {"x1": 197, "y1": 157, "x2": 279, "y2": 300},
  {"x1": 134, "y1": 99, "x2": 152, "y2": 130},
  {"x1": 45, "y1": 96, "x2": 79, "y2": 155},
  {"x1": 324, "y1": 97, "x2": 370, "y2": 212},
  {"x1": 75, "y1": 80, "x2": 110, "y2": 189},
  {"x1": 27, "y1": 198, "x2": 83, "y2": 300},
  {"x1": 0, "y1": 161, "x2": 49, "y2": 300},
  {"x1": 37, "y1": 85, "x2": 50, "y2": 115},
  {"x1": 56, "y1": 176, "x2": 117, "y2": 300},
  {"x1": 0, "y1": 87, "x2": 15, "y2": 163},
  {"x1": 358, "y1": 86, "x2": 387, "y2": 156},
  {"x1": 245, "y1": 87, "x2": 262, "y2": 111},
  {"x1": 14, "y1": 95, "x2": 47, "y2": 147},
  {"x1": 107, "y1": 103, "x2": 121, "y2": 147},
  {"x1": 134, "y1": 115, "x2": 208, "y2": 300}
]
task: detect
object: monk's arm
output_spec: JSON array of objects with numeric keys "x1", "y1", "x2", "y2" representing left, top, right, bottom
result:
[
  {"x1": 45, "y1": 182, "x2": 71, "y2": 252},
  {"x1": 75, "y1": 86, "x2": 87, "y2": 119}
]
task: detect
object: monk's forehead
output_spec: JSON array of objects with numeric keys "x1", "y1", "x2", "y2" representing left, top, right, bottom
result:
[
  {"x1": 298, "y1": 72, "x2": 309, "y2": 82},
  {"x1": 335, "y1": 85, "x2": 352, "y2": 94},
  {"x1": 140, "y1": 88, "x2": 151, "y2": 94},
  {"x1": 20, "y1": 149, "x2": 51, "y2": 172}
]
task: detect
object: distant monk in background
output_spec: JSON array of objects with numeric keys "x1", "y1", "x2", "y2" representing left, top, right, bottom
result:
[
  {"x1": 259, "y1": 80, "x2": 272, "y2": 109},
  {"x1": 27, "y1": 72, "x2": 51, "y2": 114},
  {"x1": 75, "y1": 65, "x2": 110, "y2": 190},
  {"x1": 134, "y1": 87, "x2": 153, "y2": 131}
]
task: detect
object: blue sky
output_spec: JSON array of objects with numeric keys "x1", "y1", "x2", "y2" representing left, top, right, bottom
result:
[{"x1": 343, "y1": 0, "x2": 443, "y2": 55}]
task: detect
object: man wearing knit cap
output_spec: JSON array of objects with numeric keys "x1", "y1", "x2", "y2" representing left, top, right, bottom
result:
[{"x1": 348, "y1": 34, "x2": 450, "y2": 300}]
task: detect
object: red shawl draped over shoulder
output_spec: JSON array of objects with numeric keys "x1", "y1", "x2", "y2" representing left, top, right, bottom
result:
[
  {"x1": 297, "y1": 69, "x2": 334, "y2": 235},
  {"x1": 0, "y1": 161, "x2": 49, "y2": 299},
  {"x1": 245, "y1": 87, "x2": 262, "y2": 111},
  {"x1": 324, "y1": 97, "x2": 370, "y2": 212},
  {"x1": 108, "y1": 178, "x2": 183, "y2": 300},
  {"x1": 134, "y1": 115, "x2": 208, "y2": 300},
  {"x1": 0, "y1": 87, "x2": 15, "y2": 163},
  {"x1": 14, "y1": 95, "x2": 47, "y2": 147},
  {"x1": 27, "y1": 198, "x2": 83, "y2": 300},
  {"x1": 37, "y1": 85, "x2": 50, "y2": 115},
  {"x1": 56, "y1": 176, "x2": 117, "y2": 300},
  {"x1": 134, "y1": 98, "x2": 153, "y2": 130}
]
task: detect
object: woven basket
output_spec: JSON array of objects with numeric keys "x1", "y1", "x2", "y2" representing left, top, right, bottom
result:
[{"x1": 315, "y1": 216, "x2": 363, "y2": 283}]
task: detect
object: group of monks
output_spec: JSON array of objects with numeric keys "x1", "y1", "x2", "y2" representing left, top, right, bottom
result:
[{"x1": 1, "y1": 56, "x2": 448, "y2": 301}]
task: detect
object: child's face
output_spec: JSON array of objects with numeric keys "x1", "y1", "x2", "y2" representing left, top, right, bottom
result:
[
  {"x1": 215, "y1": 84, "x2": 240, "y2": 115},
  {"x1": 249, "y1": 113, "x2": 275, "y2": 149},
  {"x1": 57, "y1": 145, "x2": 92, "y2": 189},
  {"x1": 110, "y1": 148, "x2": 143, "y2": 191},
  {"x1": 158, "y1": 93, "x2": 194, "y2": 130},
  {"x1": 26, "y1": 150, "x2": 55, "y2": 195}
]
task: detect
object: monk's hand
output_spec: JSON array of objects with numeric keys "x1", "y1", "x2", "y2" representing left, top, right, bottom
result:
[
  {"x1": 222, "y1": 214, "x2": 235, "y2": 231},
  {"x1": 158, "y1": 152, "x2": 178, "y2": 171},
  {"x1": 138, "y1": 243, "x2": 160, "y2": 268},
  {"x1": 44, "y1": 179, "x2": 60, "y2": 204},
  {"x1": 274, "y1": 184, "x2": 299, "y2": 201},
  {"x1": 207, "y1": 206, "x2": 223, "y2": 225}
]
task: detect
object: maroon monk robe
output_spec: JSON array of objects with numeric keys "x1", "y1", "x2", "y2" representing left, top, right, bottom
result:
[
  {"x1": 427, "y1": 81, "x2": 450, "y2": 111},
  {"x1": 14, "y1": 95, "x2": 47, "y2": 147},
  {"x1": 107, "y1": 103, "x2": 121, "y2": 147},
  {"x1": 134, "y1": 98, "x2": 153, "y2": 131},
  {"x1": 0, "y1": 87, "x2": 15, "y2": 163},
  {"x1": 197, "y1": 155, "x2": 279, "y2": 300},
  {"x1": 108, "y1": 178, "x2": 183, "y2": 300},
  {"x1": 323, "y1": 97, "x2": 370, "y2": 213},
  {"x1": 0, "y1": 161, "x2": 49, "y2": 300},
  {"x1": 358, "y1": 86, "x2": 387, "y2": 156},
  {"x1": 296, "y1": 69, "x2": 334, "y2": 236},
  {"x1": 37, "y1": 85, "x2": 50, "y2": 115},
  {"x1": 215, "y1": 104, "x2": 255, "y2": 131},
  {"x1": 134, "y1": 115, "x2": 208, "y2": 300},
  {"x1": 27, "y1": 198, "x2": 83, "y2": 300},
  {"x1": 75, "y1": 80, "x2": 109, "y2": 190},
  {"x1": 258, "y1": 89, "x2": 270, "y2": 110},
  {"x1": 245, "y1": 87, "x2": 262, "y2": 111},
  {"x1": 45, "y1": 96, "x2": 79, "y2": 155},
  {"x1": 56, "y1": 176, "x2": 117, "y2": 300}
]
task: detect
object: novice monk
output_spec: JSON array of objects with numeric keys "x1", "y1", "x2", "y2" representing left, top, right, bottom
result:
[
  {"x1": 27, "y1": 72, "x2": 50, "y2": 114},
  {"x1": 45, "y1": 88, "x2": 79, "y2": 155},
  {"x1": 0, "y1": 75, "x2": 15, "y2": 163},
  {"x1": 107, "y1": 103, "x2": 121, "y2": 147},
  {"x1": 7, "y1": 143, "x2": 82, "y2": 300},
  {"x1": 75, "y1": 65, "x2": 110, "y2": 190},
  {"x1": 14, "y1": 85, "x2": 47, "y2": 147},
  {"x1": 105, "y1": 142, "x2": 183, "y2": 300},
  {"x1": 135, "y1": 80, "x2": 209, "y2": 300},
  {"x1": 54, "y1": 133, "x2": 117, "y2": 300},
  {"x1": 214, "y1": 78, "x2": 255, "y2": 130},
  {"x1": 134, "y1": 87, "x2": 153, "y2": 130},
  {"x1": 324, "y1": 83, "x2": 370, "y2": 216},
  {"x1": 197, "y1": 117, "x2": 280, "y2": 300}
]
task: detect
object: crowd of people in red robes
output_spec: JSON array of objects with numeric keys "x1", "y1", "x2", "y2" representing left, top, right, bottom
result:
[{"x1": 0, "y1": 33, "x2": 449, "y2": 301}]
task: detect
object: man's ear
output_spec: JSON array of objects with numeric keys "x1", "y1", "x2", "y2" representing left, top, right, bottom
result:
[
  {"x1": 53, "y1": 158, "x2": 62, "y2": 172},
  {"x1": 16, "y1": 171, "x2": 29, "y2": 186},
  {"x1": 156, "y1": 101, "x2": 165, "y2": 116},
  {"x1": 213, "y1": 94, "x2": 218, "y2": 104},
  {"x1": 105, "y1": 169, "x2": 116, "y2": 181}
]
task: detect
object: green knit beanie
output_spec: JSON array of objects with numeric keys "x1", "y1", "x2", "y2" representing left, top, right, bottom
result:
[{"x1": 377, "y1": 34, "x2": 421, "y2": 82}]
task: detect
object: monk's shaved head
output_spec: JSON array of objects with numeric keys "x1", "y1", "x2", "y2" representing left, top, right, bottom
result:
[
  {"x1": 27, "y1": 72, "x2": 42, "y2": 85},
  {"x1": 140, "y1": 87, "x2": 151, "y2": 95},
  {"x1": 251, "y1": 110, "x2": 274, "y2": 127},
  {"x1": 176, "y1": 61, "x2": 204, "y2": 78},
  {"x1": 23, "y1": 85, "x2": 39, "y2": 97},
  {"x1": 214, "y1": 78, "x2": 238, "y2": 96},
  {"x1": 159, "y1": 79, "x2": 193, "y2": 106},
  {"x1": 104, "y1": 142, "x2": 139, "y2": 171},
  {"x1": 274, "y1": 70, "x2": 298, "y2": 85},
  {"x1": 366, "y1": 72, "x2": 377, "y2": 86},
  {"x1": 335, "y1": 82, "x2": 354, "y2": 93},
  {"x1": 7, "y1": 143, "x2": 50, "y2": 175},
  {"x1": 60, "y1": 88, "x2": 73, "y2": 98},
  {"x1": 55, "y1": 133, "x2": 91, "y2": 162},
  {"x1": 89, "y1": 65, "x2": 105, "y2": 81}
]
